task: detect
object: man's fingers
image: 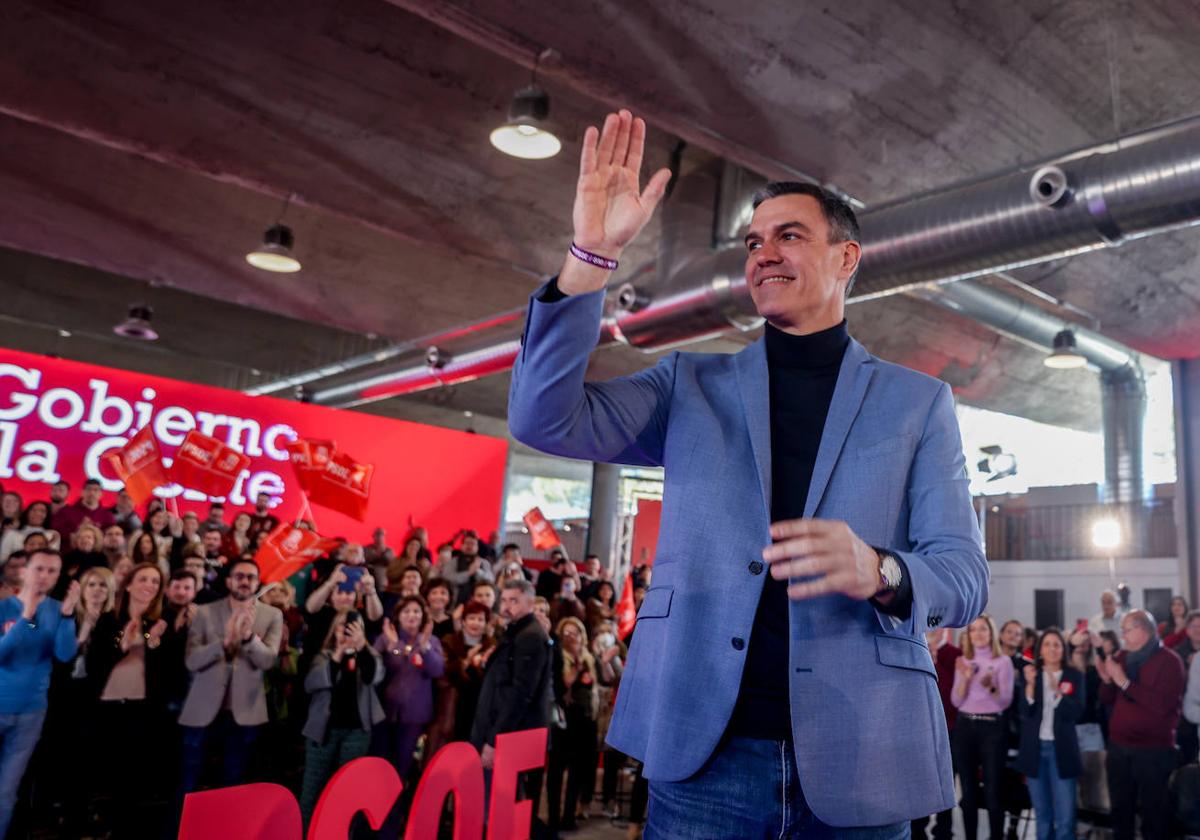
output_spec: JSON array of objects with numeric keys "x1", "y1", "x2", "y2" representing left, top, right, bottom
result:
[
  {"x1": 640, "y1": 167, "x2": 672, "y2": 212},
  {"x1": 768, "y1": 556, "x2": 833, "y2": 581},
  {"x1": 595, "y1": 112, "x2": 620, "y2": 169},
  {"x1": 578, "y1": 125, "x2": 599, "y2": 177},
  {"x1": 769, "y1": 518, "x2": 840, "y2": 541},
  {"x1": 762, "y1": 536, "x2": 833, "y2": 563},
  {"x1": 625, "y1": 116, "x2": 647, "y2": 173},
  {"x1": 610, "y1": 109, "x2": 633, "y2": 168}
]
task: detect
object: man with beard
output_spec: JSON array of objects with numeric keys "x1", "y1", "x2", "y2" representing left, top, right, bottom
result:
[
  {"x1": 178, "y1": 558, "x2": 282, "y2": 793},
  {"x1": 100, "y1": 524, "x2": 126, "y2": 567},
  {"x1": 50, "y1": 478, "x2": 115, "y2": 538},
  {"x1": 246, "y1": 493, "x2": 280, "y2": 542}
]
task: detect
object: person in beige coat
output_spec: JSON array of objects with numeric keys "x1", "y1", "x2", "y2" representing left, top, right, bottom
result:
[{"x1": 177, "y1": 558, "x2": 282, "y2": 793}]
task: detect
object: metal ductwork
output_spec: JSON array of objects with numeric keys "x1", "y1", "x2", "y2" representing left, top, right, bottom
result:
[
  {"x1": 911, "y1": 280, "x2": 1146, "y2": 503},
  {"x1": 280, "y1": 115, "x2": 1200, "y2": 409}
]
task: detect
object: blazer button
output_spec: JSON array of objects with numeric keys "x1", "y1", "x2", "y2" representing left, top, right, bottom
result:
[
  {"x1": 731, "y1": 637, "x2": 745, "y2": 651},
  {"x1": 748, "y1": 560, "x2": 764, "y2": 575}
]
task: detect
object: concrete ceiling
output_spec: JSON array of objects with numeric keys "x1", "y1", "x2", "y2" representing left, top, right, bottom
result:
[{"x1": 2, "y1": 0, "x2": 1199, "y2": 437}]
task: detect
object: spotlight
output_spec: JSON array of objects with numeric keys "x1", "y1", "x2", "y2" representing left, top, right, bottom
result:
[
  {"x1": 113, "y1": 304, "x2": 158, "y2": 342},
  {"x1": 490, "y1": 85, "x2": 561, "y2": 160},
  {"x1": 246, "y1": 224, "x2": 301, "y2": 273},
  {"x1": 1091, "y1": 518, "x2": 1122, "y2": 550},
  {"x1": 1044, "y1": 329, "x2": 1086, "y2": 369},
  {"x1": 976, "y1": 445, "x2": 1017, "y2": 482}
]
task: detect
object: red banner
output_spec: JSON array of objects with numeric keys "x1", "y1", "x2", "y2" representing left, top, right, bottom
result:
[
  {"x1": 306, "y1": 450, "x2": 373, "y2": 522},
  {"x1": 103, "y1": 425, "x2": 168, "y2": 507},
  {"x1": 255, "y1": 522, "x2": 342, "y2": 585},
  {"x1": 522, "y1": 507, "x2": 560, "y2": 551},
  {"x1": 0, "y1": 347, "x2": 506, "y2": 545},
  {"x1": 169, "y1": 430, "x2": 252, "y2": 498}
]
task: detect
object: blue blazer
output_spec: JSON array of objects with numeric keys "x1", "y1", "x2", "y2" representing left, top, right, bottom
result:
[{"x1": 508, "y1": 282, "x2": 989, "y2": 827}]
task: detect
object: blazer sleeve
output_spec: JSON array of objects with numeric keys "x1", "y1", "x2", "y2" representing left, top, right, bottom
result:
[
  {"x1": 186, "y1": 606, "x2": 225, "y2": 673},
  {"x1": 508, "y1": 281, "x2": 676, "y2": 467},
  {"x1": 305, "y1": 652, "x2": 334, "y2": 693},
  {"x1": 1057, "y1": 668, "x2": 1085, "y2": 724},
  {"x1": 241, "y1": 608, "x2": 282, "y2": 671},
  {"x1": 884, "y1": 382, "x2": 989, "y2": 636}
]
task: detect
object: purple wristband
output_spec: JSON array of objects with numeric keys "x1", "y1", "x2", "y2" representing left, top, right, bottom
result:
[{"x1": 569, "y1": 242, "x2": 619, "y2": 271}]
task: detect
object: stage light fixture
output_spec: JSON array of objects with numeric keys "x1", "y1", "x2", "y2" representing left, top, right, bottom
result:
[
  {"x1": 246, "y1": 224, "x2": 301, "y2": 273},
  {"x1": 112, "y1": 304, "x2": 159, "y2": 342},
  {"x1": 1044, "y1": 329, "x2": 1087, "y2": 369},
  {"x1": 976, "y1": 445, "x2": 1017, "y2": 482}
]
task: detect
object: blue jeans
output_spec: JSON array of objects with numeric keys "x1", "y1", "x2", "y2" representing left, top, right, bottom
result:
[
  {"x1": 0, "y1": 709, "x2": 46, "y2": 839},
  {"x1": 1025, "y1": 741, "x2": 1076, "y2": 840},
  {"x1": 646, "y1": 737, "x2": 910, "y2": 839}
]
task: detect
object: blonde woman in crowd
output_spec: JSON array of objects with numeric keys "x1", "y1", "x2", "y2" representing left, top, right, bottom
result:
[{"x1": 951, "y1": 615, "x2": 1015, "y2": 840}]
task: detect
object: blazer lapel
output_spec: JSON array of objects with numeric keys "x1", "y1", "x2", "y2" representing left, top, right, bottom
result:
[
  {"x1": 804, "y1": 339, "x2": 874, "y2": 518},
  {"x1": 734, "y1": 339, "x2": 772, "y2": 516}
]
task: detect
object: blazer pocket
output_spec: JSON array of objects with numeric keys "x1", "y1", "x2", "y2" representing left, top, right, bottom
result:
[
  {"x1": 855, "y1": 433, "x2": 915, "y2": 462},
  {"x1": 875, "y1": 635, "x2": 936, "y2": 677},
  {"x1": 637, "y1": 586, "x2": 673, "y2": 619}
]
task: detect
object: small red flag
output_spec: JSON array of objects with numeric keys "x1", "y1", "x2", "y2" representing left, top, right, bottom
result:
[
  {"x1": 307, "y1": 450, "x2": 374, "y2": 522},
  {"x1": 522, "y1": 507, "x2": 561, "y2": 551},
  {"x1": 255, "y1": 522, "x2": 342, "y2": 585},
  {"x1": 169, "y1": 430, "x2": 251, "y2": 499},
  {"x1": 616, "y1": 572, "x2": 637, "y2": 641},
  {"x1": 284, "y1": 438, "x2": 337, "y2": 494},
  {"x1": 104, "y1": 426, "x2": 168, "y2": 507}
]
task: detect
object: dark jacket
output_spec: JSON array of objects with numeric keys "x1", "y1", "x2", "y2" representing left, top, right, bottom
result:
[
  {"x1": 470, "y1": 613, "x2": 552, "y2": 749},
  {"x1": 1015, "y1": 666, "x2": 1085, "y2": 779},
  {"x1": 84, "y1": 611, "x2": 180, "y2": 706}
]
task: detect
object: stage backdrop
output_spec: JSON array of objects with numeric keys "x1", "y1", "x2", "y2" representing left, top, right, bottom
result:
[{"x1": 0, "y1": 348, "x2": 508, "y2": 546}]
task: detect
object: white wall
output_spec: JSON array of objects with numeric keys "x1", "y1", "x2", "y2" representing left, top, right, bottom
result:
[{"x1": 984, "y1": 556, "x2": 1181, "y2": 629}]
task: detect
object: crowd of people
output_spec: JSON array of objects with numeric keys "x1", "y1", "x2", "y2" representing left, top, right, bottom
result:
[
  {"x1": 0, "y1": 480, "x2": 639, "y2": 839},
  {"x1": 1, "y1": 479, "x2": 1199, "y2": 839},
  {"x1": 919, "y1": 590, "x2": 1199, "y2": 840}
]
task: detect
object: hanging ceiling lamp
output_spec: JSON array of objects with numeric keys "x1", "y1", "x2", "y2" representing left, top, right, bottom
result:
[
  {"x1": 246, "y1": 223, "x2": 301, "y2": 273},
  {"x1": 1043, "y1": 328, "x2": 1087, "y2": 369},
  {"x1": 490, "y1": 49, "x2": 561, "y2": 160},
  {"x1": 113, "y1": 304, "x2": 158, "y2": 341}
]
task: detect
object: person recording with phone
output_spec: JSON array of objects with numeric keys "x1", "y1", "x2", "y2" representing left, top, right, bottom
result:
[
  {"x1": 298, "y1": 609, "x2": 383, "y2": 828},
  {"x1": 302, "y1": 562, "x2": 383, "y2": 671},
  {"x1": 1015, "y1": 628, "x2": 1084, "y2": 840}
]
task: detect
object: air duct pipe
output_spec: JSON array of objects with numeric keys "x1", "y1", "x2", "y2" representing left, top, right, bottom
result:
[
  {"x1": 912, "y1": 280, "x2": 1146, "y2": 503},
  {"x1": 301, "y1": 116, "x2": 1200, "y2": 408}
]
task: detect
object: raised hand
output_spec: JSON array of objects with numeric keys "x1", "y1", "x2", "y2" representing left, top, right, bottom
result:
[
  {"x1": 60, "y1": 580, "x2": 81, "y2": 616},
  {"x1": 560, "y1": 110, "x2": 672, "y2": 295},
  {"x1": 382, "y1": 618, "x2": 399, "y2": 649},
  {"x1": 147, "y1": 619, "x2": 167, "y2": 649},
  {"x1": 120, "y1": 618, "x2": 142, "y2": 652}
]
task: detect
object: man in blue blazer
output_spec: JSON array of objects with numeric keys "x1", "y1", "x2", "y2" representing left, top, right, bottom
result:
[{"x1": 508, "y1": 109, "x2": 989, "y2": 837}]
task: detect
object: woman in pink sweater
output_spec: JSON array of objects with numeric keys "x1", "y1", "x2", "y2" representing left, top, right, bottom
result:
[{"x1": 951, "y1": 614, "x2": 1015, "y2": 840}]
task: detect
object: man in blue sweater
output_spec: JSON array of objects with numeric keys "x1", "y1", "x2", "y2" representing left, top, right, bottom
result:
[{"x1": 0, "y1": 548, "x2": 79, "y2": 838}]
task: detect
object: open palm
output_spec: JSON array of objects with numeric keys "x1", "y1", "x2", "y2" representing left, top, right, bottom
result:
[{"x1": 573, "y1": 110, "x2": 672, "y2": 256}]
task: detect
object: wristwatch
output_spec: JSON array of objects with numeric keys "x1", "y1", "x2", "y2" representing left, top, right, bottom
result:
[{"x1": 876, "y1": 549, "x2": 903, "y2": 595}]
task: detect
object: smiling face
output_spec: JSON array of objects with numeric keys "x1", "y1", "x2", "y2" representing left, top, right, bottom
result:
[
  {"x1": 463, "y1": 611, "x2": 487, "y2": 638},
  {"x1": 398, "y1": 601, "x2": 423, "y2": 634},
  {"x1": 128, "y1": 566, "x2": 162, "y2": 606},
  {"x1": 1039, "y1": 632, "x2": 1065, "y2": 669},
  {"x1": 967, "y1": 618, "x2": 994, "y2": 653},
  {"x1": 743, "y1": 194, "x2": 860, "y2": 334}
]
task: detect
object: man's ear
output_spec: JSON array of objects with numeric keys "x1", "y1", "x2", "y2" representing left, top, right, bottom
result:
[{"x1": 839, "y1": 240, "x2": 862, "y2": 282}]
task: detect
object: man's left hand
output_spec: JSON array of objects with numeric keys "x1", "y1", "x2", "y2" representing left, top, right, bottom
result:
[
  {"x1": 1106, "y1": 658, "x2": 1127, "y2": 688},
  {"x1": 763, "y1": 519, "x2": 882, "y2": 601}
]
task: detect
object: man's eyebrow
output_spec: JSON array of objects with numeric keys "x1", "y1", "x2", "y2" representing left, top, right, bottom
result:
[{"x1": 743, "y1": 221, "x2": 813, "y2": 246}]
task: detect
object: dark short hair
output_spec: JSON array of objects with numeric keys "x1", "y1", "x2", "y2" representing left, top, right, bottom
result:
[
  {"x1": 501, "y1": 543, "x2": 520, "y2": 554},
  {"x1": 751, "y1": 181, "x2": 861, "y2": 293},
  {"x1": 27, "y1": 548, "x2": 62, "y2": 564},
  {"x1": 423, "y1": 577, "x2": 455, "y2": 600},
  {"x1": 473, "y1": 580, "x2": 497, "y2": 596},
  {"x1": 169, "y1": 567, "x2": 197, "y2": 585},
  {"x1": 227, "y1": 557, "x2": 260, "y2": 577},
  {"x1": 1185, "y1": 609, "x2": 1200, "y2": 625},
  {"x1": 82, "y1": 478, "x2": 102, "y2": 488},
  {"x1": 401, "y1": 564, "x2": 423, "y2": 578}
]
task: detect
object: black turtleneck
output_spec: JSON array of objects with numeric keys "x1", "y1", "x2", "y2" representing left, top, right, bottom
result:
[{"x1": 728, "y1": 319, "x2": 849, "y2": 740}]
